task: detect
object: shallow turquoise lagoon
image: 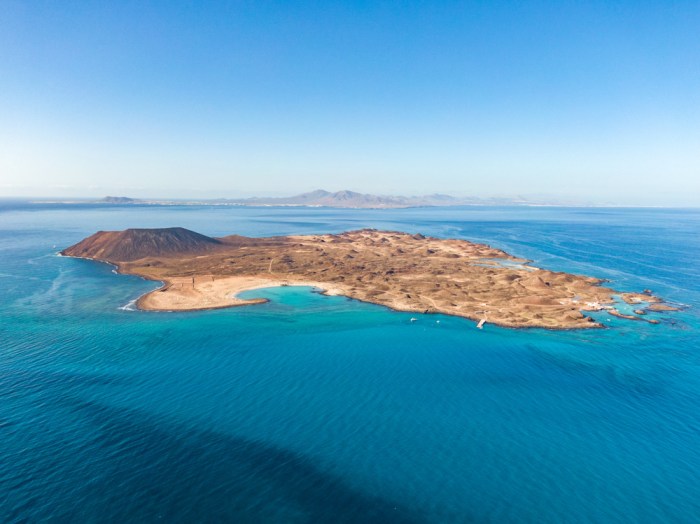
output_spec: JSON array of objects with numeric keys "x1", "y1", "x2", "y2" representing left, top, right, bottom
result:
[{"x1": 1, "y1": 203, "x2": 699, "y2": 522}]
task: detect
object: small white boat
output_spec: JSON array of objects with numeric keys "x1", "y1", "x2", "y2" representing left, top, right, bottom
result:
[
  {"x1": 477, "y1": 319, "x2": 486, "y2": 329},
  {"x1": 410, "y1": 317, "x2": 417, "y2": 323}
]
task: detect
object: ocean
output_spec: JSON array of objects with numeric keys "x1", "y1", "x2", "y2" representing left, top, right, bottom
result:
[{"x1": 1, "y1": 202, "x2": 699, "y2": 523}]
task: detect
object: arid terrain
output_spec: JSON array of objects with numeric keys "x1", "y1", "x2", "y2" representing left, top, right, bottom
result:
[{"x1": 62, "y1": 227, "x2": 673, "y2": 329}]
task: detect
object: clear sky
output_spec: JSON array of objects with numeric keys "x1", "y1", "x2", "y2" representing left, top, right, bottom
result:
[{"x1": 1, "y1": 1, "x2": 698, "y2": 205}]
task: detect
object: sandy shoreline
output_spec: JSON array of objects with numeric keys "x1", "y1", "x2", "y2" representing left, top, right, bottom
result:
[{"x1": 135, "y1": 274, "x2": 346, "y2": 312}]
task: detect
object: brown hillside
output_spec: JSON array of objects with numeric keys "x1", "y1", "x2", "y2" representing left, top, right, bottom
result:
[{"x1": 61, "y1": 227, "x2": 221, "y2": 261}]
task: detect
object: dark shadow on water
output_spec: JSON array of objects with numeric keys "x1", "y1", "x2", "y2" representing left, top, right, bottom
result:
[
  {"x1": 0, "y1": 368, "x2": 131, "y2": 397},
  {"x1": 43, "y1": 400, "x2": 428, "y2": 523}
]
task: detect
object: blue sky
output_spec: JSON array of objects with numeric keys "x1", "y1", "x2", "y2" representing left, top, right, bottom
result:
[{"x1": 1, "y1": 1, "x2": 698, "y2": 204}]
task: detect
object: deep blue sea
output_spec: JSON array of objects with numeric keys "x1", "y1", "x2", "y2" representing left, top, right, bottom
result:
[{"x1": 1, "y1": 202, "x2": 699, "y2": 523}]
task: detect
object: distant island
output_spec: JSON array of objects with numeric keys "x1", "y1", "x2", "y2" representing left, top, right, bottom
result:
[
  {"x1": 88, "y1": 189, "x2": 576, "y2": 209},
  {"x1": 61, "y1": 227, "x2": 675, "y2": 329},
  {"x1": 222, "y1": 189, "x2": 477, "y2": 208},
  {"x1": 99, "y1": 196, "x2": 140, "y2": 204}
]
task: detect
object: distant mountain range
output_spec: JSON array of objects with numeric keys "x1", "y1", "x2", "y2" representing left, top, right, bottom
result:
[
  {"x1": 224, "y1": 189, "x2": 480, "y2": 208},
  {"x1": 97, "y1": 190, "x2": 547, "y2": 208},
  {"x1": 100, "y1": 196, "x2": 140, "y2": 204}
]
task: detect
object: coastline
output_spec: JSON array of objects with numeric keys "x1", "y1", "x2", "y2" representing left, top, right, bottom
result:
[
  {"x1": 134, "y1": 275, "x2": 343, "y2": 312},
  {"x1": 128, "y1": 273, "x2": 607, "y2": 329}
]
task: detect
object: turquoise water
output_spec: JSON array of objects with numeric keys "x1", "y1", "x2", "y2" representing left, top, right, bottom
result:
[{"x1": 1, "y1": 202, "x2": 699, "y2": 522}]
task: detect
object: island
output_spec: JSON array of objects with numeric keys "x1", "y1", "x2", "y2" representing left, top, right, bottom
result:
[{"x1": 61, "y1": 227, "x2": 675, "y2": 329}]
